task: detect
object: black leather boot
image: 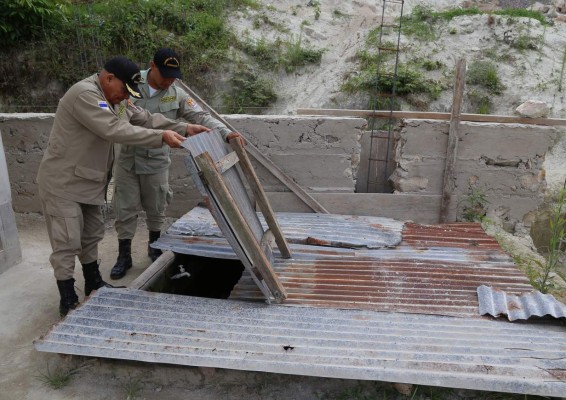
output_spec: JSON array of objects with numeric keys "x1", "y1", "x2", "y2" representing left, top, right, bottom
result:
[
  {"x1": 56, "y1": 279, "x2": 79, "y2": 317},
  {"x1": 110, "y1": 239, "x2": 133, "y2": 279},
  {"x1": 148, "y1": 231, "x2": 162, "y2": 262},
  {"x1": 82, "y1": 261, "x2": 114, "y2": 295}
]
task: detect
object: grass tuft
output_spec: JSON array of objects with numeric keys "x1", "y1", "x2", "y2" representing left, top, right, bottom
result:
[{"x1": 36, "y1": 362, "x2": 81, "y2": 390}]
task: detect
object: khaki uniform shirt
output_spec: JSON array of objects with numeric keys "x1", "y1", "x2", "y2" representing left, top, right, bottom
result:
[
  {"x1": 37, "y1": 74, "x2": 188, "y2": 205},
  {"x1": 118, "y1": 69, "x2": 231, "y2": 174}
]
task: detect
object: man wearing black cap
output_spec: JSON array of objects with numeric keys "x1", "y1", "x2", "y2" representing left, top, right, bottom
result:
[
  {"x1": 110, "y1": 48, "x2": 242, "y2": 279},
  {"x1": 37, "y1": 55, "x2": 210, "y2": 316}
]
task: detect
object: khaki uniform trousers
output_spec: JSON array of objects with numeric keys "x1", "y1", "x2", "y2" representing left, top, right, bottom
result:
[
  {"x1": 39, "y1": 188, "x2": 104, "y2": 280},
  {"x1": 113, "y1": 164, "x2": 171, "y2": 239}
]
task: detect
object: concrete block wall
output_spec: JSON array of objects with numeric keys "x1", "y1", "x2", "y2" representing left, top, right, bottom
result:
[
  {"x1": 0, "y1": 131, "x2": 22, "y2": 273},
  {"x1": 0, "y1": 113, "x2": 365, "y2": 217},
  {"x1": 390, "y1": 119, "x2": 558, "y2": 226}
]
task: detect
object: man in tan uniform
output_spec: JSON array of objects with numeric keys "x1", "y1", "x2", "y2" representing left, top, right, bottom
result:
[
  {"x1": 37, "y1": 56, "x2": 209, "y2": 316},
  {"x1": 110, "y1": 48, "x2": 242, "y2": 279}
]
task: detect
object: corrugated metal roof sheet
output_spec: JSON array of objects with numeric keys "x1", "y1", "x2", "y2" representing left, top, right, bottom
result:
[
  {"x1": 35, "y1": 287, "x2": 566, "y2": 398},
  {"x1": 156, "y1": 209, "x2": 534, "y2": 318},
  {"x1": 166, "y1": 206, "x2": 403, "y2": 249},
  {"x1": 478, "y1": 285, "x2": 566, "y2": 321}
]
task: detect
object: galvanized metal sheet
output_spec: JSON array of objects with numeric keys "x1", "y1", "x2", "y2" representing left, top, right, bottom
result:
[
  {"x1": 165, "y1": 206, "x2": 403, "y2": 249},
  {"x1": 478, "y1": 285, "x2": 566, "y2": 321},
  {"x1": 230, "y1": 256, "x2": 533, "y2": 318},
  {"x1": 182, "y1": 131, "x2": 273, "y2": 300},
  {"x1": 228, "y1": 222, "x2": 534, "y2": 318},
  {"x1": 182, "y1": 131, "x2": 264, "y2": 240},
  {"x1": 35, "y1": 288, "x2": 566, "y2": 397}
]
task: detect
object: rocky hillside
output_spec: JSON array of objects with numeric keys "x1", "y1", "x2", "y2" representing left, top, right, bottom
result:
[{"x1": 227, "y1": 0, "x2": 565, "y2": 117}]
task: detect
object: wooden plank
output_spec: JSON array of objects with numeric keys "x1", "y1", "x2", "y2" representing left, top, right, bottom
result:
[
  {"x1": 440, "y1": 59, "x2": 466, "y2": 223},
  {"x1": 215, "y1": 151, "x2": 239, "y2": 175},
  {"x1": 130, "y1": 250, "x2": 175, "y2": 290},
  {"x1": 260, "y1": 230, "x2": 275, "y2": 266},
  {"x1": 176, "y1": 80, "x2": 329, "y2": 214},
  {"x1": 230, "y1": 138, "x2": 292, "y2": 259},
  {"x1": 297, "y1": 109, "x2": 566, "y2": 127},
  {"x1": 195, "y1": 152, "x2": 287, "y2": 302},
  {"x1": 266, "y1": 192, "x2": 446, "y2": 224}
]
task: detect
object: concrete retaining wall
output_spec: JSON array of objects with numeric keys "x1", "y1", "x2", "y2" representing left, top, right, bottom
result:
[
  {"x1": 0, "y1": 132, "x2": 22, "y2": 273},
  {"x1": 0, "y1": 113, "x2": 365, "y2": 217},
  {"x1": 390, "y1": 119, "x2": 559, "y2": 227},
  {"x1": 1, "y1": 114, "x2": 561, "y2": 228}
]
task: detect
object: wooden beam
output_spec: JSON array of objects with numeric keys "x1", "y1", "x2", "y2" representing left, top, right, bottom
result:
[
  {"x1": 195, "y1": 151, "x2": 287, "y2": 302},
  {"x1": 440, "y1": 59, "x2": 466, "y2": 223},
  {"x1": 130, "y1": 250, "x2": 176, "y2": 290},
  {"x1": 176, "y1": 80, "x2": 329, "y2": 214},
  {"x1": 230, "y1": 138, "x2": 292, "y2": 259},
  {"x1": 297, "y1": 108, "x2": 566, "y2": 127}
]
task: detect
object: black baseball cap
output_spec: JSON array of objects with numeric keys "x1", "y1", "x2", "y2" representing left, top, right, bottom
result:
[
  {"x1": 103, "y1": 56, "x2": 143, "y2": 99},
  {"x1": 153, "y1": 48, "x2": 183, "y2": 79}
]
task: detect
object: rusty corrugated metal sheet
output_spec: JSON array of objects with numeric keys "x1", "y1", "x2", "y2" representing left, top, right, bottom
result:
[
  {"x1": 34, "y1": 288, "x2": 566, "y2": 398},
  {"x1": 478, "y1": 285, "x2": 566, "y2": 321},
  {"x1": 229, "y1": 222, "x2": 533, "y2": 318},
  {"x1": 156, "y1": 208, "x2": 535, "y2": 318}
]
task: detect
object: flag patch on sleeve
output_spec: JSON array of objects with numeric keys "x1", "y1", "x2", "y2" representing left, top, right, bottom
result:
[{"x1": 98, "y1": 101, "x2": 109, "y2": 109}]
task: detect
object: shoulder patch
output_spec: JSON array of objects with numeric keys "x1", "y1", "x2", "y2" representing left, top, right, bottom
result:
[
  {"x1": 117, "y1": 103, "x2": 126, "y2": 118},
  {"x1": 186, "y1": 97, "x2": 203, "y2": 111}
]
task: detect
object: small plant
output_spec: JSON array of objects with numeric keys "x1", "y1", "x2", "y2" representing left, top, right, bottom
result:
[
  {"x1": 124, "y1": 375, "x2": 143, "y2": 400},
  {"x1": 223, "y1": 65, "x2": 277, "y2": 114},
  {"x1": 461, "y1": 184, "x2": 489, "y2": 222},
  {"x1": 400, "y1": 5, "x2": 437, "y2": 41},
  {"x1": 333, "y1": 9, "x2": 348, "y2": 19},
  {"x1": 283, "y1": 33, "x2": 325, "y2": 72},
  {"x1": 493, "y1": 8, "x2": 549, "y2": 26},
  {"x1": 307, "y1": 0, "x2": 321, "y2": 21},
  {"x1": 512, "y1": 33, "x2": 543, "y2": 51},
  {"x1": 528, "y1": 188, "x2": 566, "y2": 293},
  {"x1": 36, "y1": 362, "x2": 81, "y2": 389},
  {"x1": 467, "y1": 60, "x2": 505, "y2": 94}
]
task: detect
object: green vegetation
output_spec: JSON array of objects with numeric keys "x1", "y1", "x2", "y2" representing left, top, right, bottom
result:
[
  {"x1": 468, "y1": 89, "x2": 493, "y2": 114},
  {"x1": 400, "y1": 5, "x2": 549, "y2": 41},
  {"x1": 222, "y1": 65, "x2": 277, "y2": 113},
  {"x1": 241, "y1": 33, "x2": 324, "y2": 72},
  {"x1": 467, "y1": 60, "x2": 505, "y2": 94},
  {"x1": 461, "y1": 184, "x2": 489, "y2": 222},
  {"x1": 0, "y1": 0, "x2": 68, "y2": 42},
  {"x1": 494, "y1": 7, "x2": 549, "y2": 25},
  {"x1": 0, "y1": 0, "x2": 246, "y2": 111},
  {"x1": 123, "y1": 375, "x2": 143, "y2": 400},
  {"x1": 307, "y1": 0, "x2": 321, "y2": 21},
  {"x1": 36, "y1": 362, "x2": 81, "y2": 389},
  {"x1": 528, "y1": 188, "x2": 566, "y2": 293},
  {"x1": 342, "y1": 62, "x2": 442, "y2": 109},
  {"x1": 0, "y1": 0, "x2": 325, "y2": 113}
]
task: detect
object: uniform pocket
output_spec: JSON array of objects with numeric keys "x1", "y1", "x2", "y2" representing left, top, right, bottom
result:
[
  {"x1": 159, "y1": 101, "x2": 180, "y2": 115},
  {"x1": 146, "y1": 147, "x2": 168, "y2": 158},
  {"x1": 43, "y1": 200, "x2": 79, "y2": 247},
  {"x1": 161, "y1": 183, "x2": 172, "y2": 209}
]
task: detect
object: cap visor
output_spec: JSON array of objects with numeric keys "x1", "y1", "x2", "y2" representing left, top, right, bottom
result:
[
  {"x1": 159, "y1": 66, "x2": 182, "y2": 79},
  {"x1": 126, "y1": 83, "x2": 142, "y2": 99}
]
